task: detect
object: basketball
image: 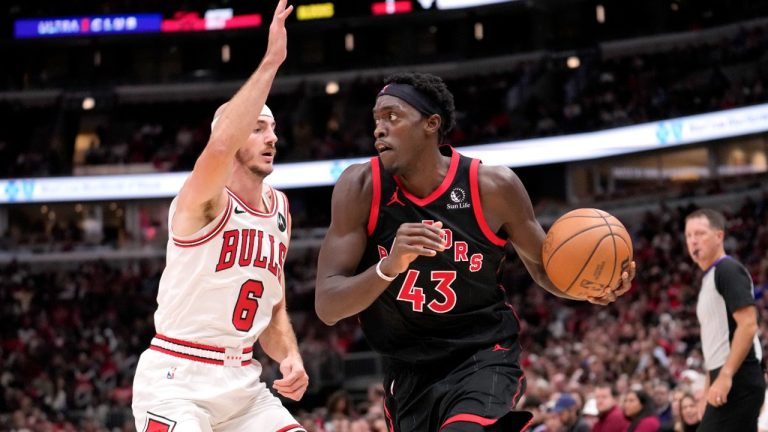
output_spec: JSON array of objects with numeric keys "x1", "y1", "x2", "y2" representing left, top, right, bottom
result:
[{"x1": 541, "y1": 208, "x2": 633, "y2": 300}]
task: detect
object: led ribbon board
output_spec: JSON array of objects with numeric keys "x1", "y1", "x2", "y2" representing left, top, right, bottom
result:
[
  {"x1": 14, "y1": 14, "x2": 163, "y2": 38},
  {"x1": 2, "y1": 103, "x2": 767, "y2": 203}
]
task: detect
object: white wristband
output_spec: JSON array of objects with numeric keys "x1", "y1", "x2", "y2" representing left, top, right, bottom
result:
[{"x1": 376, "y1": 259, "x2": 398, "y2": 282}]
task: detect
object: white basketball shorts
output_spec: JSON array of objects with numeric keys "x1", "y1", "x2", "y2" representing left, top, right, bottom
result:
[{"x1": 132, "y1": 348, "x2": 304, "y2": 432}]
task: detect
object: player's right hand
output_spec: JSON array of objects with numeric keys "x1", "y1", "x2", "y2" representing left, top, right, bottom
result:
[
  {"x1": 379, "y1": 221, "x2": 446, "y2": 276},
  {"x1": 273, "y1": 354, "x2": 308, "y2": 401},
  {"x1": 265, "y1": 0, "x2": 293, "y2": 65}
]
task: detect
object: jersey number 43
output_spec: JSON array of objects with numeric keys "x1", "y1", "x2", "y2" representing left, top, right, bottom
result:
[{"x1": 396, "y1": 270, "x2": 457, "y2": 313}]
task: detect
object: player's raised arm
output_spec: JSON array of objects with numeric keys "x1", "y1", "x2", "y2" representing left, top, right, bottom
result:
[{"x1": 173, "y1": 0, "x2": 293, "y2": 236}]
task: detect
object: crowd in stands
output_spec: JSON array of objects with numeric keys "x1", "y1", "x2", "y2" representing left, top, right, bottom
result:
[
  {"x1": 4, "y1": 0, "x2": 766, "y2": 90},
  {"x1": 3, "y1": 186, "x2": 768, "y2": 430},
  {"x1": 1, "y1": 23, "x2": 767, "y2": 179}
]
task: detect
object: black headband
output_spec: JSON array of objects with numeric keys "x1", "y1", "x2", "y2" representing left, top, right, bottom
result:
[{"x1": 377, "y1": 83, "x2": 441, "y2": 117}]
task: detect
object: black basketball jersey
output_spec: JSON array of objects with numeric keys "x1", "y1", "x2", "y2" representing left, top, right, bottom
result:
[{"x1": 358, "y1": 146, "x2": 521, "y2": 364}]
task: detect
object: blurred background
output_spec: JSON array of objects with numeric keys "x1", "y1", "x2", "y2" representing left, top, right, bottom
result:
[{"x1": 2, "y1": 0, "x2": 768, "y2": 431}]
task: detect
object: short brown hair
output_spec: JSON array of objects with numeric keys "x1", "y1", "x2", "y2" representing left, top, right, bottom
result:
[
  {"x1": 595, "y1": 382, "x2": 620, "y2": 397},
  {"x1": 686, "y1": 208, "x2": 725, "y2": 231}
]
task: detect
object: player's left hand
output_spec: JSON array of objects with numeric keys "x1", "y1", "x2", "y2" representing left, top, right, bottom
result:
[
  {"x1": 586, "y1": 261, "x2": 636, "y2": 305},
  {"x1": 273, "y1": 354, "x2": 309, "y2": 401}
]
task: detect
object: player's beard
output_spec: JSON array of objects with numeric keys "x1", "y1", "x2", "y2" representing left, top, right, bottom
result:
[
  {"x1": 249, "y1": 164, "x2": 272, "y2": 177},
  {"x1": 235, "y1": 150, "x2": 272, "y2": 178}
]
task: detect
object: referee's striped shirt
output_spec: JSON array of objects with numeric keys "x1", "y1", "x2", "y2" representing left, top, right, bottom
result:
[{"x1": 696, "y1": 255, "x2": 762, "y2": 371}]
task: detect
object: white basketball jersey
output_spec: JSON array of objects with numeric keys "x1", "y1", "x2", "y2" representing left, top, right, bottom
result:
[{"x1": 154, "y1": 185, "x2": 290, "y2": 348}]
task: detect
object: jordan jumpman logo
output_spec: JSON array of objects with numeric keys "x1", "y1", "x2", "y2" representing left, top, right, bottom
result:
[{"x1": 387, "y1": 187, "x2": 405, "y2": 206}]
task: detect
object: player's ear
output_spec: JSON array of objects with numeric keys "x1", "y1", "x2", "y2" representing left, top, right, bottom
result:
[{"x1": 425, "y1": 113, "x2": 441, "y2": 135}]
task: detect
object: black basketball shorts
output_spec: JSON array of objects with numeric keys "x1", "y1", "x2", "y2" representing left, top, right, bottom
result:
[{"x1": 382, "y1": 339, "x2": 531, "y2": 432}]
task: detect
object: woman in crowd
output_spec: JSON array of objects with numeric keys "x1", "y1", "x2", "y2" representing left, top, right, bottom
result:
[
  {"x1": 676, "y1": 393, "x2": 700, "y2": 432},
  {"x1": 623, "y1": 389, "x2": 661, "y2": 432}
]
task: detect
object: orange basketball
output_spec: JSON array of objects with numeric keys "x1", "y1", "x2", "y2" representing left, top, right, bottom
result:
[{"x1": 541, "y1": 208, "x2": 633, "y2": 300}]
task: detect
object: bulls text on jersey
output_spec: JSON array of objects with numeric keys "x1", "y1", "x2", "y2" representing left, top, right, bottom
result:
[{"x1": 215, "y1": 228, "x2": 287, "y2": 277}]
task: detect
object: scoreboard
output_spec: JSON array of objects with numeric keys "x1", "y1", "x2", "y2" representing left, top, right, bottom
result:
[{"x1": 13, "y1": 0, "x2": 517, "y2": 39}]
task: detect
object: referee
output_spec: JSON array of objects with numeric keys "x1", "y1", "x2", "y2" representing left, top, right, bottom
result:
[{"x1": 684, "y1": 208, "x2": 765, "y2": 431}]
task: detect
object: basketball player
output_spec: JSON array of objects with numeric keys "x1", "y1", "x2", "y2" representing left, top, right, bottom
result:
[
  {"x1": 132, "y1": 2, "x2": 308, "y2": 431},
  {"x1": 684, "y1": 209, "x2": 764, "y2": 431},
  {"x1": 314, "y1": 72, "x2": 636, "y2": 432}
]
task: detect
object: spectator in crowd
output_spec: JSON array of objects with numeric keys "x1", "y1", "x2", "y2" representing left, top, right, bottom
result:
[
  {"x1": 652, "y1": 382, "x2": 674, "y2": 431},
  {"x1": 522, "y1": 395, "x2": 546, "y2": 431},
  {"x1": 676, "y1": 393, "x2": 700, "y2": 432},
  {"x1": 667, "y1": 388, "x2": 685, "y2": 431},
  {"x1": 581, "y1": 397, "x2": 600, "y2": 429},
  {"x1": 324, "y1": 389, "x2": 357, "y2": 427},
  {"x1": 366, "y1": 382, "x2": 385, "y2": 408},
  {"x1": 622, "y1": 389, "x2": 660, "y2": 432},
  {"x1": 593, "y1": 382, "x2": 630, "y2": 432},
  {"x1": 555, "y1": 393, "x2": 591, "y2": 432},
  {"x1": 533, "y1": 407, "x2": 564, "y2": 432}
]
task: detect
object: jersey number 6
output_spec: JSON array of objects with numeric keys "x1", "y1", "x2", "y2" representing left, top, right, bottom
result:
[{"x1": 232, "y1": 279, "x2": 264, "y2": 332}]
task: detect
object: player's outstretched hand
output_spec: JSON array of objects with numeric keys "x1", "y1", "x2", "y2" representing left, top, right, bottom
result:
[
  {"x1": 379, "y1": 221, "x2": 446, "y2": 277},
  {"x1": 265, "y1": 0, "x2": 293, "y2": 65},
  {"x1": 586, "y1": 261, "x2": 636, "y2": 305},
  {"x1": 273, "y1": 354, "x2": 308, "y2": 401}
]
